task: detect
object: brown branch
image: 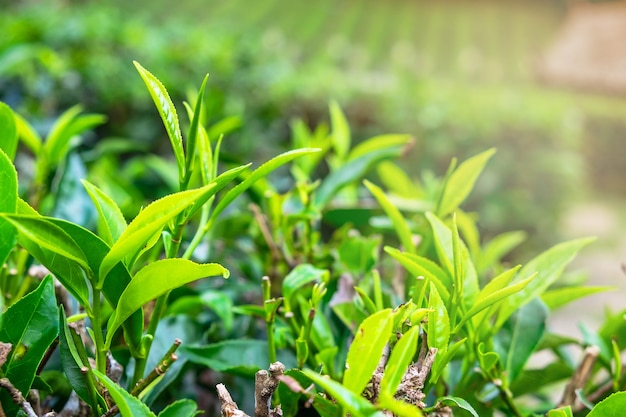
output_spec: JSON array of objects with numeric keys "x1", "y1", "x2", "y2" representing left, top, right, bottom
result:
[
  {"x1": 217, "y1": 362, "x2": 286, "y2": 417},
  {"x1": 217, "y1": 384, "x2": 250, "y2": 417},
  {"x1": 560, "y1": 345, "x2": 599, "y2": 407},
  {"x1": 0, "y1": 378, "x2": 39, "y2": 417},
  {"x1": 255, "y1": 362, "x2": 285, "y2": 417},
  {"x1": 101, "y1": 339, "x2": 181, "y2": 417}
]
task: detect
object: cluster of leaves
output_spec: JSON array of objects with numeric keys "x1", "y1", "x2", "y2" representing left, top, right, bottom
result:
[{"x1": 0, "y1": 62, "x2": 625, "y2": 417}]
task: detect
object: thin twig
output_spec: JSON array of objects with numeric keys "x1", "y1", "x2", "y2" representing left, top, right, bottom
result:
[
  {"x1": 560, "y1": 345, "x2": 600, "y2": 407},
  {"x1": 0, "y1": 378, "x2": 38, "y2": 417},
  {"x1": 101, "y1": 339, "x2": 182, "y2": 417}
]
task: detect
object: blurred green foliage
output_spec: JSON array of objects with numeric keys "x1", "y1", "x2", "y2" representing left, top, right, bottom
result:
[{"x1": 3, "y1": 0, "x2": 625, "y2": 257}]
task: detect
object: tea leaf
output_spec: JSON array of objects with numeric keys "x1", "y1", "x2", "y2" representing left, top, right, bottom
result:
[
  {"x1": 384, "y1": 247, "x2": 452, "y2": 301},
  {"x1": 158, "y1": 399, "x2": 198, "y2": 417},
  {"x1": 380, "y1": 324, "x2": 420, "y2": 397},
  {"x1": 329, "y1": 100, "x2": 350, "y2": 161},
  {"x1": 378, "y1": 392, "x2": 424, "y2": 417},
  {"x1": 343, "y1": 309, "x2": 393, "y2": 396},
  {"x1": 0, "y1": 149, "x2": 17, "y2": 266},
  {"x1": 99, "y1": 185, "x2": 212, "y2": 282},
  {"x1": 59, "y1": 307, "x2": 100, "y2": 410},
  {"x1": 211, "y1": 148, "x2": 318, "y2": 222},
  {"x1": 13, "y1": 112, "x2": 42, "y2": 154},
  {"x1": 376, "y1": 160, "x2": 421, "y2": 199},
  {"x1": 282, "y1": 263, "x2": 328, "y2": 313},
  {"x1": 0, "y1": 276, "x2": 58, "y2": 411},
  {"x1": 496, "y1": 298, "x2": 547, "y2": 383},
  {"x1": 427, "y1": 283, "x2": 450, "y2": 379},
  {"x1": 478, "y1": 230, "x2": 526, "y2": 274},
  {"x1": 81, "y1": 179, "x2": 127, "y2": 245},
  {"x1": 496, "y1": 237, "x2": 594, "y2": 328},
  {"x1": 437, "y1": 396, "x2": 479, "y2": 417},
  {"x1": 182, "y1": 340, "x2": 278, "y2": 376},
  {"x1": 587, "y1": 391, "x2": 626, "y2": 417},
  {"x1": 93, "y1": 369, "x2": 156, "y2": 417},
  {"x1": 48, "y1": 218, "x2": 142, "y2": 351},
  {"x1": 106, "y1": 259, "x2": 228, "y2": 346},
  {"x1": 314, "y1": 145, "x2": 404, "y2": 210},
  {"x1": 185, "y1": 164, "x2": 250, "y2": 220},
  {"x1": 0, "y1": 102, "x2": 17, "y2": 160},
  {"x1": 134, "y1": 61, "x2": 185, "y2": 181},
  {"x1": 426, "y1": 212, "x2": 478, "y2": 308},
  {"x1": 437, "y1": 148, "x2": 495, "y2": 218},
  {"x1": 349, "y1": 134, "x2": 413, "y2": 161},
  {"x1": 541, "y1": 286, "x2": 615, "y2": 311},
  {"x1": 183, "y1": 74, "x2": 209, "y2": 187},
  {"x1": 364, "y1": 180, "x2": 416, "y2": 254},
  {"x1": 457, "y1": 271, "x2": 534, "y2": 332},
  {"x1": 547, "y1": 406, "x2": 573, "y2": 417},
  {"x1": 44, "y1": 105, "x2": 106, "y2": 166},
  {"x1": 2, "y1": 214, "x2": 91, "y2": 273},
  {"x1": 303, "y1": 369, "x2": 385, "y2": 417}
]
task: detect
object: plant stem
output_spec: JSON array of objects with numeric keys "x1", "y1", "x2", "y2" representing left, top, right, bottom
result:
[{"x1": 90, "y1": 288, "x2": 107, "y2": 374}]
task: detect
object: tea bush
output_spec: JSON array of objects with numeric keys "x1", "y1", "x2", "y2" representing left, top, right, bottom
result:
[{"x1": 1, "y1": 62, "x2": 626, "y2": 417}]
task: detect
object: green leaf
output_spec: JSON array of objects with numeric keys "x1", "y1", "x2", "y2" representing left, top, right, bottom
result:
[
  {"x1": 47, "y1": 219, "x2": 142, "y2": 351},
  {"x1": 427, "y1": 283, "x2": 450, "y2": 379},
  {"x1": 210, "y1": 148, "x2": 319, "y2": 223},
  {"x1": 0, "y1": 276, "x2": 58, "y2": 409},
  {"x1": 497, "y1": 237, "x2": 594, "y2": 328},
  {"x1": 0, "y1": 102, "x2": 18, "y2": 160},
  {"x1": 378, "y1": 392, "x2": 424, "y2": 417},
  {"x1": 384, "y1": 246, "x2": 452, "y2": 301},
  {"x1": 437, "y1": 148, "x2": 495, "y2": 217},
  {"x1": 81, "y1": 179, "x2": 127, "y2": 245},
  {"x1": 182, "y1": 339, "x2": 285, "y2": 376},
  {"x1": 44, "y1": 105, "x2": 106, "y2": 166},
  {"x1": 587, "y1": 391, "x2": 626, "y2": 417},
  {"x1": 329, "y1": 101, "x2": 350, "y2": 161},
  {"x1": 380, "y1": 325, "x2": 420, "y2": 397},
  {"x1": 349, "y1": 134, "x2": 413, "y2": 162},
  {"x1": 93, "y1": 369, "x2": 156, "y2": 417},
  {"x1": 541, "y1": 286, "x2": 615, "y2": 310},
  {"x1": 0, "y1": 149, "x2": 17, "y2": 266},
  {"x1": 477, "y1": 342, "x2": 500, "y2": 374},
  {"x1": 157, "y1": 399, "x2": 199, "y2": 417},
  {"x1": 314, "y1": 146, "x2": 404, "y2": 210},
  {"x1": 134, "y1": 61, "x2": 185, "y2": 181},
  {"x1": 13, "y1": 112, "x2": 42, "y2": 154},
  {"x1": 478, "y1": 230, "x2": 527, "y2": 274},
  {"x1": 99, "y1": 185, "x2": 212, "y2": 281},
  {"x1": 511, "y1": 360, "x2": 573, "y2": 396},
  {"x1": 7, "y1": 217, "x2": 90, "y2": 307},
  {"x1": 376, "y1": 160, "x2": 421, "y2": 199},
  {"x1": 2, "y1": 214, "x2": 91, "y2": 273},
  {"x1": 106, "y1": 259, "x2": 228, "y2": 347},
  {"x1": 437, "y1": 396, "x2": 479, "y2": 417},
  {"x1": 364, "y1": 180, "x2": 416, "y2": 253},
  {"x1": 457, "y1": 269, "x2": 535, "y2": 331},
  {"x1": 59, "y1": 307, "x2": 102, "y2": 411},
  {"x1": 303, "y1": 369, "x2": 385, "y2": 417},
  {"x1": 282, "y1": 264, "x2": 329, "y2": 313},
  {"x1": 495, "y1": 298, "x2": 548, "y2": 383},
  {"x1": 547, "y1": 406, "x2": 573, "y2": 417},
  {"x1": 185, "y1": 164, "x2": 251, "y2": 221},
  {"x1": 343, "y1": 309, "x2": 393, "y2": 395},
  {"x1": 426, "y1": 212, "x2": 478, "y2": 308},
  {"x1": 183, "y1": 74, "x2": 209, "y2": 186}
]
